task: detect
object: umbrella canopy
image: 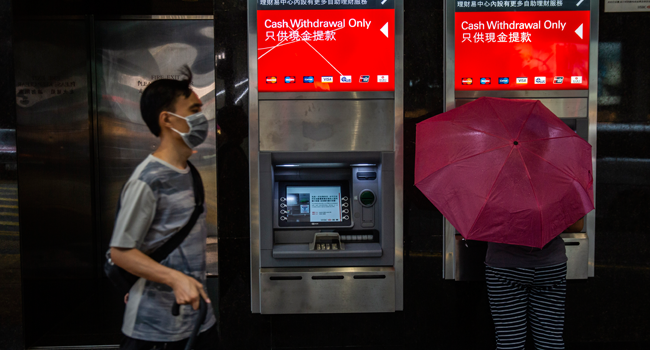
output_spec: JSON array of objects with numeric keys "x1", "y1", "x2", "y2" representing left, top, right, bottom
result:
[{"x1": 415, "y1": 97, "x2": 594, "y2": 248}]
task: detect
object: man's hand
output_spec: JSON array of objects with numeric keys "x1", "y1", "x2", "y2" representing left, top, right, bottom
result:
[
  {"x1": 169, "y1": 271, "x2": 211, "y2": 310},
  {"x1": 110, "y1": 247, "x2": 211, "y2": 310}
]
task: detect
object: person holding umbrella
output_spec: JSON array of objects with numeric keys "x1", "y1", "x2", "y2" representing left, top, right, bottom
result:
[{"x1": 415, "y1": 97, "x2": 594, "y2": 350}]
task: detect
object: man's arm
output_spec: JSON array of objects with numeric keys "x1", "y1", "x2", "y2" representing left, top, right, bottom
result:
[{"x1": 110, "y1": 247, "x2": 210, "y2": 310}]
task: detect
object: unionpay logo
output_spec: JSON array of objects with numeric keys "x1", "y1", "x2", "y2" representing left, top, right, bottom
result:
[
  {"x1": 377, "y1": 75, "x2": 389, "y2": 83},
  {"x1": 360, "y1": 75, "x2": 370, "y2": 83},
  {"x1": 284, "y1": 76, "x2": 296, "y2": 83},
  {"x1": 340, "y1": 75, "x2": 352, "y2": 83},
  {"x1": 303, "y1": 76, "x2": 314, "y2": 83},
  {"x1": 498, "y1": 77, "x2": 509, "y2": 85},
  {"x1": 516, "y1": 77, "x2": 528, "y2": 85},
  {"x1": 571, "y1": 76, "x2": 583, "y2": 84},
  {"x1": 265, "y1": 76, "x2": 277, "y2": 84},
  {"x1": 321, "y1": 76, "x2": 333, "y2": 83},
  {"x1": 553, "y1": 76, "x2": 564, "y2": 84},
  {"x1": 480, "y1": 78, "x2": 491, "y2": 85},
  {"x1": 534, "y1": 77, "x2": 546, "y2": 84},
  {"x1": 461, "y1": 78, "x2": 473, "y2": 85}
]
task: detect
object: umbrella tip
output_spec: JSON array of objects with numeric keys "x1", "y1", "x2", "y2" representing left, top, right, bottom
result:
[{"x1": 513, "y1": 141, "x2": 519, "y2": 146}]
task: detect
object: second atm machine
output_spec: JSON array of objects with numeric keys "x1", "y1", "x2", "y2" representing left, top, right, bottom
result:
[
  {"x1": 248, "y1": 0, "x2": 404, "y2": 314},
  {"x1": 443, "y1": 0, "x2": 598, "y2": 280}
]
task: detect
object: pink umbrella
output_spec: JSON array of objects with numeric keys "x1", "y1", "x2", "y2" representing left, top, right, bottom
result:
[{"x1": 415, "y1": 97, "x2": 594, "y2": 248}]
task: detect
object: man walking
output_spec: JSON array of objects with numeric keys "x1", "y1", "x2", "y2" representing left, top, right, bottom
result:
[{"x1": 109, "y1": 66, "x2": 217, "y2": 349}]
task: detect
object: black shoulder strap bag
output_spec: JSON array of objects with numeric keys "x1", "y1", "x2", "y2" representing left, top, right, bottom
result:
[{"x1": 104, "y1": 161, "x2": 205, "y2": 295}]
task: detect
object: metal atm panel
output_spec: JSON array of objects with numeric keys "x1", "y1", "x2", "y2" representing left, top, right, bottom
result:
[
  {"x1": 249, "y1": 0, "x2": 404, "y2": 314},
  {"x1": 259, "y1": 99, "x2": 394, "y2": 152},
  {"x1": 443, "y1": 0, "x2": 598, "y2": 280}
]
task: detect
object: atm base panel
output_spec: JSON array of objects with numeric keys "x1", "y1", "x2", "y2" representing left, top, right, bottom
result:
[{"x1": 259, "y1": 267, "x2": 396, "y2": 314}]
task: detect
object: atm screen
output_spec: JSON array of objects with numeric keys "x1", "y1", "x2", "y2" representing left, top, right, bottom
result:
[
  {"x1": 257, "y1": 1, "x2": 395, "y2": 92},
  {"x1": 286, "y1": 186, "x2": 342, "y2": 223},
  {"x1": 278, "y1": 181, "x2": 352, "y2": 227},
  {"x1": 454, "y1": 1, "x2": 591, "y2": 91}
]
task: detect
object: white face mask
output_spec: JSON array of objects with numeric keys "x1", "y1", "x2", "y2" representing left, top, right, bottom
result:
[{"x1": 167, "y1": 111, "x2": 209, "y2": 149}]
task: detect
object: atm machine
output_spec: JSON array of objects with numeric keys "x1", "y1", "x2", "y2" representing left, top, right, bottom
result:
[
  {"x1": 443, "y1": 0, "x2": 598, "y2": 281},
  {"x1": 248, "y1": 0, "x2": 403, "y2": 314}
]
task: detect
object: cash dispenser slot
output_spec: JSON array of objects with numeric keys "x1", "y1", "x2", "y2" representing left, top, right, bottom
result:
[{"x1": 273, "y1": 230, "x2": 382, "y2": 258}]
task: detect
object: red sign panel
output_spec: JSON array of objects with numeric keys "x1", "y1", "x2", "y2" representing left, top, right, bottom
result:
[
  {"x1": 455, "y1": 10, "x2": 590, "y2": 91},
  {"x1": 257, "y1": 9, "x2": 395, "y2": 92}
]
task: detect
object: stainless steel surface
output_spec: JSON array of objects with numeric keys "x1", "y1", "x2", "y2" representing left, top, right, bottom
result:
[
  {"x1": 260, "y1": 267, "x2": 395, "y2": 314},
  {"x1": 455, "y1": 90, "x2": 589, "y2": 99},
  {"x1": 259, "y1": 91, "x2": 394, "y2": 100},
  {"x1": 94, "y1": 20, "x2": 217, "y2": 273},
  {"x1": 259, "y1": 100, "x2": 394, "y2": 152},
  {"x1": 442, "y1": 0, "x2": 598, "y2": 279},
  {"x1": 443, "y1": 0, "x2": 455, "y2": 279},
  {"x1": 456, "y1": 98, "x2": 589, "y2": 119},
  {"x1": 587, "y1": 0, "x2": 599, "y2": 277},
  {"x1": 561, "y1": 233, "x2": 589, "y2": 279},
  {"x1": 248, "y1": 0, "x2": 261, "y2": 314},
  {"x1": 14, "y1": 20, "x2": 94, "y2": 279},
  {"x1": 443, "y1": 220, "x2": 456, "y2": 280},
  {"x1": 393, "y1": 0, "x2": 405, "y2": 311}
]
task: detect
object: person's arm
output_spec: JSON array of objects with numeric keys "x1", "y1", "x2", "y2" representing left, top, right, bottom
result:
[
  {"x1": 563, "y1": 217, "x2": 584, "y2": 233},
  {"x1": 110, "y1": 247, "x2": 210, "y2": 310}
]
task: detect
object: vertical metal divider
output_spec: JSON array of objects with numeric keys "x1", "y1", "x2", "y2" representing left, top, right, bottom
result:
[
  {"x1": 248, "y1": 0, "x2": 261, "y2": 314},
  {"x1": 587, "y1": 0, "x2": 599, "y2": 277},
  {"x1": 394, "y1": 0, "x2": 405, "y2": 311},
  {"x1": 443, "y1": 0, "x2": 457, "y2": 280},
  {"x1": 87, "y1": 14, "x2": 103, "y2": 279}
]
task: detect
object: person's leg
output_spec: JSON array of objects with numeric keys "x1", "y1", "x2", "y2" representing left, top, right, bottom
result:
[
  {"x1": 529, "y1": 263, "x2": 567, "y2": 350},
  {"x1": 193, "y1": 324, "x2": 219, "y2": 350},
  {"x1": 486, "y1": 266, "x2": 533, "y2": 350}
]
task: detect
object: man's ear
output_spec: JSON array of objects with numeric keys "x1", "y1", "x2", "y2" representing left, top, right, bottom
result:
[{"x1": 159, "y1": 111, "x2": 172, "y2": 132}]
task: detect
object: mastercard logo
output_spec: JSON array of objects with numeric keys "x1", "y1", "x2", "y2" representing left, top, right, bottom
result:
[
  {"x1": 461, "y1": 78, "x2": 473, "y2": 85},
  {"x1": 266, "y1": 76, "x2": 277, "y2": 84}
]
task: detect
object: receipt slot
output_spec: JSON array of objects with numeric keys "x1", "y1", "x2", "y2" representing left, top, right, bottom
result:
[
  {"x1": 248, "y1": 0, "x2": 403, "y2": 314},
  {"x1": 443, "y1": 0, "x2": 598, "y2": 280}
]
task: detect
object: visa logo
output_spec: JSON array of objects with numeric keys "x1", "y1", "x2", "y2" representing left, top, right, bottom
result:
[
  {"x1": 480, "y1": 78, "x2": 491, "y2": 85},
  {"x1": 303, "y1": 76, "x2": 314, "y2": 83},
  {"x1": 498, "y1": 77, "x2": 509, "y2": 84},
  {"x1": 360, "y1": 75, "x2": 370, "y2": 83},
  {"x1": 321, "y1": 76, "x2": 333, "y2": 83},
  {"x1": 553, "y1": 76, "x2": 564, "y2": 84},
  {"x1": 284, "y1": 76, "x2": 296, "y2": 83},
  {"x1": 516, "y1": 77, "x2": 528, "y2": 84},
  {"x1": 266, "y1": 76, "x2": 277, "y2": 84},
  {"x1": 571, "y1": 76, "x2": 583, "y2": 84},
  {"x1": 340, "y1": 75, "x2": 352, "y2": 83},
  {"x1": 461, "y1": 78, "x2": 473, "y2": 85},
  {"x1": 377, "y1": 75, "x2": 389, "y2": 83}
]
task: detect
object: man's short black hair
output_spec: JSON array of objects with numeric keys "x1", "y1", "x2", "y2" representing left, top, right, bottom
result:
[{"x1": 140, "y1": 65, "x2": 193, "y2": 136}]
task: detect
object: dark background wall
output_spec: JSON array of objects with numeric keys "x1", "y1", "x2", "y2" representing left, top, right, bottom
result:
[
  {"x1": 0, "y1": 0, "x2": 22, "y2": 349},
  {"x1": 0, "y1": 1, "x2": 648, "y2": 349}
]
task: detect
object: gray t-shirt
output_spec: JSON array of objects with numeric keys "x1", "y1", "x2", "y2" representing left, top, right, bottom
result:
[
  {"x1": 485, "y1": 236, "x2": 568, "y2": 268},
  {"x1": 110, "y1": 155, "x2": 215, "y2": 342}
]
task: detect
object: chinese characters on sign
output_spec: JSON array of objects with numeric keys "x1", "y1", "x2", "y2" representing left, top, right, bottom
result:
[
  {"x1": 455, "y1": 7, "x2": 590, "y2": 91},
  {"x1": 456, "y1": 1, "x2": 564, "y2": 8},
  {"x1": 259, "y1": 0, "x2": 370, "y2": 6}
]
